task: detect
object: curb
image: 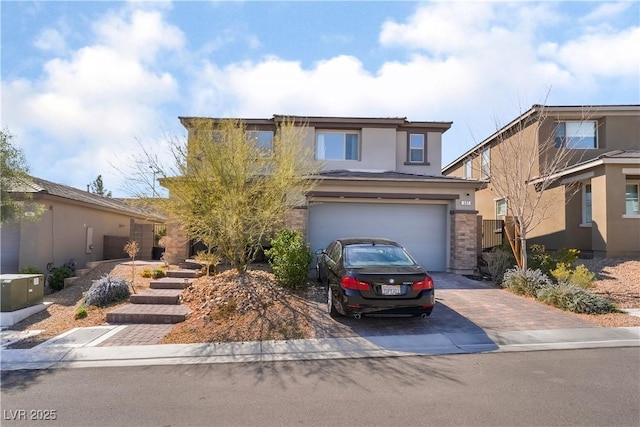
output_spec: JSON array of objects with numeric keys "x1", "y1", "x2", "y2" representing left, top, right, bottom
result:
[{"x1": 1, "y1": 327, "x2": 638, "y2": 371}]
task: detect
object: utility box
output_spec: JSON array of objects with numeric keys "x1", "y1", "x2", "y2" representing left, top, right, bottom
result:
[{"x1": 0, "y1": 274, "x2": 45, "y2": 312}]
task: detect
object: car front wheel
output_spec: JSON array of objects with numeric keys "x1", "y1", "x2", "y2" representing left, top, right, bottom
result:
[{"x1": 327, "y1": 287, "x2": 339, "y2": 318}]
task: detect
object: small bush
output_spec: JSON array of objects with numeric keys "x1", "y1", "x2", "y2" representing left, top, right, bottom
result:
[
  {"x1": 84, "y1": 274, "x2": 131, "y2": 307},
  {"x1": 537, "y1": 283, "x2": 617, "y2": 314},
  {"x1": 501, "y1": 268, "x2": 552, "y2": 297},
  {"x1": 20, "y1": 266, "x2": 43, "y2": 275},
  {"x1": 528, "y1": 245, "x2": 579, "y2": 276},
  {"x1": 550, "y1": 263, "x2": 595, "y2": 289},
  {"x1": 141, "y1": 268, "x2": 153, "y2": 278},
  {"x1": 75, "y1": 306, "x2": 87, "y2": 320},
  {"x1": 481, "y1": 247, "x2": 514, "y2": 283},
  {"x1": 568, "y1": 264, "x2": 596, "y2": 289},
  {"x1": 48, "y1": 267, "x2": 73, "y2": 292},
  {"x1": 152, "y1": 268, "x2": 166, "y2": 279},
  {"x1": 265, "y1": 229, "x2": 312, "y2": 289},
  {"x1": 195, "y1": 250, "x2": 220, "y2": 277}
]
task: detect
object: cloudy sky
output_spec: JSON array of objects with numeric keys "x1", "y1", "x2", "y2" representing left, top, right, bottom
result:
[{"x1": 2, "y1": 1, "x2": 639, "y2": 197}]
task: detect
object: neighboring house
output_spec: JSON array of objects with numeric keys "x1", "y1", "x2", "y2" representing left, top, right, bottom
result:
[
  {"x1": 167, "y1": 116, "x2": 482, "y2": 273},
  {"x1": 442, "y1": 105, "x2": 640, "y2": 258},
  {"x1": 0, "y1": 176, "x2": 166, "y2": 274}
]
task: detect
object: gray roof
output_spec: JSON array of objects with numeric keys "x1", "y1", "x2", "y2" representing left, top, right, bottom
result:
[
  {"x1": 16, "y1": 176, "x2": 166, "y2": 221},
  {"x1": 317, "y1": 169, "x2": 480, "y2": 184},
  {"x1": 598, "y1": 150, "x2": 640, "y2": 159}
]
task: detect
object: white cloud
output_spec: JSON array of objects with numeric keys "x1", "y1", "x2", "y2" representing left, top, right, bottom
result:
[
  {"x1": 34, "y1": 28, "x2": 67, "y2": 53},
  {"x1": 4, "y1": 1, "x2": 639, "y2": 195},
  {"x1": 580, "y1": 1, "x2": 631, "y2": 23},
  {"x1": 2, "y1": 5, "x2": 185, "y2": 194},
  {"x1": 541, "y1": 27, "x2": 640, "y2": 78}
]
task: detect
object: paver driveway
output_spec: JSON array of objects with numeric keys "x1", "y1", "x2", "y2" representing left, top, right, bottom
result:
[{"x1": 309, "y1": 273, "x2": 594, "y2": 339}]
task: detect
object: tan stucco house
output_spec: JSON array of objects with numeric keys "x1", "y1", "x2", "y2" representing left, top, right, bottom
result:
[
  {"x1": 0, "y1": 176, "x2": 166, "y2": 274},
  {"x1": 166, "y1": 115, "x2": 481, "y2": 273},
  {"x1": 442, "y1": 105, "x2": 640, "y2": 258}
]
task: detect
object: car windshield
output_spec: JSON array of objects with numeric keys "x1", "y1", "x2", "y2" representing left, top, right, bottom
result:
[{"x1": 344, "y1": 244, "x2": 417, "y2": 267}]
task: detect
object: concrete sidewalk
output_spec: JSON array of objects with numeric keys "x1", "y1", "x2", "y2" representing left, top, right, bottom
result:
[{"x1": 1, "y1": 326, "x2": 638, "y2": 371}]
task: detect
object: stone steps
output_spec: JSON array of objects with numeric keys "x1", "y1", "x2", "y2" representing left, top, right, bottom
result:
[
  {"x1": 106, "y1": 304, "x2": 189, "y2": 324},
  {"x1": 129, "y1": 289, "x2": 182, "y2": 305},
  {"x1": 105, "y1": 263, "x2": 200, "y2": 325},
  {"x1": 165, "y1": 269, "x2": 202, "y2": 279},
  {"x1": 150, "y1": 277, "x2": 195, "y2": 290}
]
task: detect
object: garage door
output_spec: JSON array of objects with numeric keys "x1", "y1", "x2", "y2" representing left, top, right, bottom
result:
[{"x1": 308, "y1": 202, "x2": 447, "y2": 271}]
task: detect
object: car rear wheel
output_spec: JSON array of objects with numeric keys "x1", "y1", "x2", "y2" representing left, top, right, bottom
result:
[{"x1": 327, "y1": 287, "x2": 339, "y2": 318}]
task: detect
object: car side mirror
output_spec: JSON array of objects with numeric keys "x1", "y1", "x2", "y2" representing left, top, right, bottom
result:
[{"x1": 315, "y1": 249, "x2": 326, "y2": 255}]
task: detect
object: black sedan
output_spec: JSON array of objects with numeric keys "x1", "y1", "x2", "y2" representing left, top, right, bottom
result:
[{"x1": 316, "y1": 238, "x2": 435, "y2": 319}]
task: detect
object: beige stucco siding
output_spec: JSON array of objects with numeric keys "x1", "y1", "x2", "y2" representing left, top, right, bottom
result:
[
  {"x1": 16, "y1": 198, "x2": 150, "y2": 273},
  {"x1": 601, "y1": 164, "x2": 640, "y2": 255},
  {"x1": 361, "y1": 127, "x2": 397, "y2": 170},
  {"x1": 601, "y1": 115, "x2": 640, "y2": 150}
]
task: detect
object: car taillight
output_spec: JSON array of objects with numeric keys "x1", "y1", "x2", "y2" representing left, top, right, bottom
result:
[
  {"x1": 412, "y1": 277, "x2": 434, "y2": 291},
  {"x1": 341, "y1": 276, "x2": 370, "y2": 291}
]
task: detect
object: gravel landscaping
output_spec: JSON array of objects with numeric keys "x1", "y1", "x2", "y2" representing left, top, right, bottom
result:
[{"x1": 3, "y1": 258, "x2": 639, "y2": 348}]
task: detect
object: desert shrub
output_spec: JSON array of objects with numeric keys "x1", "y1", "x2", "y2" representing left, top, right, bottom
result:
[
  {"x1": 19, "y1": 266, "x2": 43, "y2": 274},
  {"x1": 550, "y1": 263, "x2": 595, "y2": 289},
  {"x1": 501, "y1": 267, "x2": 552, "y2": 297},
  {"x1": 265, "y1": 229, "x2": 312, "y2": 289},
  {"x1": 537, "y1": 283, "x2": 617, "y2": 314},
  {"x1": 75, "y1": 305, "x2": 87, "y2": 320},
  {"x1": 152, "y1": 268, "x2": 166, "y2": 279},
  {"x1": 48, "y1": 266, "x2": 73, "y2": 292},
  {"x1": 481, "y1": 247, "x2": 514, "y2": 283},
  {"x1": 84, "y1": 274, "x2": 131, "y2": 307},
  {"x1": 195, "y1": 250, "x2": 220, "y2": 277},
  {"x1": 528, "y1": 244, "x2": 579, "y2": 275},
  {"x1": 140, "y1": 268, "x2": 153, "y2": 278}
]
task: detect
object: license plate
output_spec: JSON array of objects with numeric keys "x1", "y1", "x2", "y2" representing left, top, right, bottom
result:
[{"x1": 381, "y1": 285, "x2": 402, "y2": 296}]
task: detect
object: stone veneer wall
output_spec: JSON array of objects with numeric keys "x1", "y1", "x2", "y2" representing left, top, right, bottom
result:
[
  {"x1": 449, "y1": 210, "x2": 478, "y2": 274},
  {"x1": 285, "y1": 206, "x2": 307, "y2": 235},
  {"x1": 163, "y1": 221, "x2": 190, "y2": 265}
]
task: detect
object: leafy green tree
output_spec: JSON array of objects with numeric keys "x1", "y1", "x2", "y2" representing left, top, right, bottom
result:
[
  {"x1": 160, "y1": 118, "x2": 320, "y2": 274},
  {"x1": 0, "y1": 129, "x2": 42, "y2": 226},
  {"x1": 90, "y1": 174, "x2": 112, "y2": 197}
]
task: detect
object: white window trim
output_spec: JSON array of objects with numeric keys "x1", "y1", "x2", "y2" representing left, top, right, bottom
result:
[
  {"x1": 554, "y1": 120, "x2": 598, "y2": 149},
  {"x1": 580, "y1": 182, "x2": 592, "y2": 227},
  {"x1": 464, "y1": 160, "x2": 472, "y2": 179},
  {"x1": 408, "y1": 134, "x2": 425, "y2": 163},
  {"x1": 481, "y1": 148, "x2": 490, "y2": 179},
  {"x1": 623, "y1": 180, "x2": 640, "y2": 219},
  {"x1": 495, "y1": 198, "x2": 507, "y2": 218},
  {"x1": 315, "y1": 131, "x2": 360, "y2": 161}
]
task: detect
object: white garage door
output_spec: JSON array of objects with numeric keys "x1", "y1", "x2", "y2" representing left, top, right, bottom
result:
[{"x1": 308, "y1": 202, "x2": 447, "y2": 271}]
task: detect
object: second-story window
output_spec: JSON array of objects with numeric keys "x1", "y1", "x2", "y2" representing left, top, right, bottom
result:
[
  {"x1": 316, "y1": 132, "x2": 359, "y2": 160},
  {"x1": 409, "y1": 134, "x2": 425, "y2": 163},
  {"x1": 247, "y1": 130, "x2": 274, "y2": 152},
  {"x1": 481, "y1": 148, "x2": 490, "y2": 179},
  {"x1": 554, "y1": 121, "x2": 597, "y2": 149},
  {"x1": 464, "y1": 159, "x2": 472, "y2": 179}
]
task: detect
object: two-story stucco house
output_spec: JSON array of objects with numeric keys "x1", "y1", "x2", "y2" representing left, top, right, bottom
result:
[
  {"x1": 167, "y1": 115, "x2": 482, "y2": 273},
  {"x1": 443, "y1": 105, "x2": 640, "y2": 258}
]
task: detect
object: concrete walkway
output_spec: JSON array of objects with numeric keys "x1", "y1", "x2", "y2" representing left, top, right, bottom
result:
[{"x1": 1, "y1": 326, "x2": 638, "y2": 371}]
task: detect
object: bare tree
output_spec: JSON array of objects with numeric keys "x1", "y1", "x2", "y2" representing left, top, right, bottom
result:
[
  {"x1": 471, "y1": 102, "x2": 592, "y2": 270},
  {"x1": 135, "y1": 118, "x2": 320, "y2": 275}
]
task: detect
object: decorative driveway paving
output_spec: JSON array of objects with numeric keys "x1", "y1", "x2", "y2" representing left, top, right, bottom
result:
[{"x1": 309, "y1": 273, "x2": 594, "y2": 339}]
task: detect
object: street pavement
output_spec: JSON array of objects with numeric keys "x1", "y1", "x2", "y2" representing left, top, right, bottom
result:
[{"x1": 1, "y1": 273, "x2": 639, "y2": 371}]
